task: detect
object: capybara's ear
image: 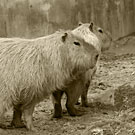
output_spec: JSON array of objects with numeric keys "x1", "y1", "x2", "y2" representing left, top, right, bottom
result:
[
  {"x1": 62, "y1": 33, "x2": 68, "y2": 42},
  {"x1": 89, "y1": 22, "x2": 94, "y2": 32},
  {"x1": 78, "y1": 22, "x2": 83, "y2": 26}
]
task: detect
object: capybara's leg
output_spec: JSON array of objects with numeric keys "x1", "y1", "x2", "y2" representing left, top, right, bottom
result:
[
  {"x1": 0, "y1": 105, "x2": 5, "y2": 121},
  {"x1": 81, "y1": 68, "x2": 96, "y2": 107},
  {"x1": 65, "y1": 91, "x2": 83, "y2": 116},
  {"x1": 52, "y1": 91, "x2": 64, "y2": 118},
  {"x1": 65, "y1": 79, "x2": 85, "y2": 116},
  {"x1": 0, "y1": 101, "x2": 8, "y2": 128},
  {"x1": 81, "y1": 88, "x2": 89, "y2": 107},
  {"x1": 75, "y1": 101, "x2": 81, "y2": 105},
  {"x1": 11, "y1": 105, "x2": 25, "y2": 128},
  {"x1": 23, "y1": 105, "x2": 36, "y2": 131},
  {"x1": 0, "y1": 109, "x2": 5, "y2": 124}
]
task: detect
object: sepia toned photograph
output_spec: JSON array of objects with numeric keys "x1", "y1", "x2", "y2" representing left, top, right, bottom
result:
[{"x1": 0, "y1": 0, "x2": 135, "y2": 134}]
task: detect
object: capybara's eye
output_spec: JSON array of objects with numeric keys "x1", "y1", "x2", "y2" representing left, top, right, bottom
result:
[
  {"x1": 95, "y1": 54, "x2": 99, "y2": 61},
  {"x1": 98, "y1": 28, "x2": 103, "y2": 33},
  {"x1": 74, "y1": 41, "x2": 80, "y2": 46}
]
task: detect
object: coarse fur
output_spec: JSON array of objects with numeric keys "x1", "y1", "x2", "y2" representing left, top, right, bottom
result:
[
  {"x1": 0, "y1": 31, "x2": 99, "y2": 130},
  {"x1": 76, "y1": 22, "x2": 112, "y2": 52},
  {"x1": 52, "y1": 22, "x2": 112, "y2": 118},
  {"x1": 75, "y1": 22, "x2": 112, "y2": 107}
]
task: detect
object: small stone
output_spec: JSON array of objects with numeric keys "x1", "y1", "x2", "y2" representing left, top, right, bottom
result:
[{"x1": 77, "y1": 124, "x2": 86, "y2": 130}]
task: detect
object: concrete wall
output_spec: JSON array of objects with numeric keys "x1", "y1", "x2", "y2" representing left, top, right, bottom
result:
[{"x1": 0, "y1": 0, "x2": 134, "y2": 39}]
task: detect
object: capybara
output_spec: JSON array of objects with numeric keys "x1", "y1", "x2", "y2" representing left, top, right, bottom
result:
[
  {"x1": 52, "y1": 22, "x2": 112, "y2": 118},
  {"x1": 78, "y1": 22, "x2": 112, "y2": 107},
  {"x1": 0, "y1": 30, "x2": 99, "y2": 131}
]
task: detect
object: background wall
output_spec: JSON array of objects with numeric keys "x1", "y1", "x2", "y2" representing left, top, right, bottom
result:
[{"x1": 0, "y1": 0, "x2": 134, "y2": 39}]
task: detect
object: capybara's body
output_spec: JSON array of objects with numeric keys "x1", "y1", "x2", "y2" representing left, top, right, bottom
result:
[
  {"x1": 52, "y1": 22, "x2": 112, "y2": 118},
  {"x1": 0, "y1": 31, "x2": 99, "y2": 130}
]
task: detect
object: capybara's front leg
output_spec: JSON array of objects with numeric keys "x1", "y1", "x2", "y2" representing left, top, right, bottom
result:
[
  {"x1": 24, "y1": 105, "x2": 36, "y2": 131},
  {"x1": 81, "y1": 68, "x2": 96, "y2": 107},
  {"x1": 52, "y1": 91, "x2": 64, "y2": 118},
  {"x1": 0, "y1": 101, "x2": 7, "y2": 128},
  {"x1": 11, "y1": 105, "x2": 25, "y2": 128},
  {"x1": 81, "y1": 88, "x2": 89, "y2": 107},
  {"x1": 65, "y1": 91, "x2": 83, "y2": 116}
]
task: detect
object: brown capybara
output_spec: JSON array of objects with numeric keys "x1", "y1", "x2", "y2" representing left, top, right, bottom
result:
[
  {"x1": 0, "y1": 30, "x2": 99, "y2": 131},
  {"x1": 77, "y1": 22, "x2": 112, "y2": 107},
  {"x1": 52, "y1": 22, "x2": 112, "y2": 118}
]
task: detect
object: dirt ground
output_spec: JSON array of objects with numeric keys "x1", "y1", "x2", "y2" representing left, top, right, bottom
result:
[{"x1": 1, "y1": 36, "x2": 135, "y2": 135}]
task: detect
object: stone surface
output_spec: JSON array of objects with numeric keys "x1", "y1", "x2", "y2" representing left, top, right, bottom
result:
[{"x1": 0, "y1": 0, "x2": 134, "y2": 39}]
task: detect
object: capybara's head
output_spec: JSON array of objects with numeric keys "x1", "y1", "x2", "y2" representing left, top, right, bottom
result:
[
  {"x1": 72, "y1": 22, "x2": 101, "y2": 53},
  {"x1": 89, "y1": 22, "x2": 112, "y2": 52},
  {"x1": 74, "y1": 22, "x2": 112, "y2": 52},
  {"x1": 61, "y1": 31, "x2": 99, "y2": 72}
]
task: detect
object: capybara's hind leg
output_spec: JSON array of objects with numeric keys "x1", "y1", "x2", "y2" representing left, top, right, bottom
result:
[
  {"x1": 11, "y1": 105, "x2": 25, "y2": 128},
  {"x1": 52, "y1": 91, "x2": 64, "y2": 118},
  {"x1": 24, "y1": 105, "x2": 36, "y2": 131}
]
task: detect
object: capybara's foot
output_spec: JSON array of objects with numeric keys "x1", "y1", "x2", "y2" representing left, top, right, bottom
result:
[
  {"x1": 82, "y1": 102, "x2": 94, "y2": 107},
  {"x1": 67, "y1": 107, "x2": 84, "y2": 116},
  {"x1": 75, "y1": 101, "x2": 81, "y2": 105},
  {"x1": 74, "y1": 110, "x2": 84, "y2": 116},
  {"x1": 26, "y1": 123, "x2": 37, "y2": 132},
  {"x1": 11, "y1": 120, "x2": 25, "y2": 128},
  {"x1": 62, "y1": 109, "x2": 67, "y2": 114},
  {"x1": 25, "y1": 118, "x2": 37, "y2": 131},
  {"x1": 81, "y1": 102, "x2": 89, "y2": 107},
  {"x1": 52, "y1": 103, "x2": 62, "y2": 118},
  {"x1": 52, "y1": 113, "x2": 62, "y2": 118}
]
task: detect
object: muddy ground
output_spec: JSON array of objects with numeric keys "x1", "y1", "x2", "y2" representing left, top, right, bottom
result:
[{"x1": 1, "y1": 36, "x2": 135, "y2": 135}]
